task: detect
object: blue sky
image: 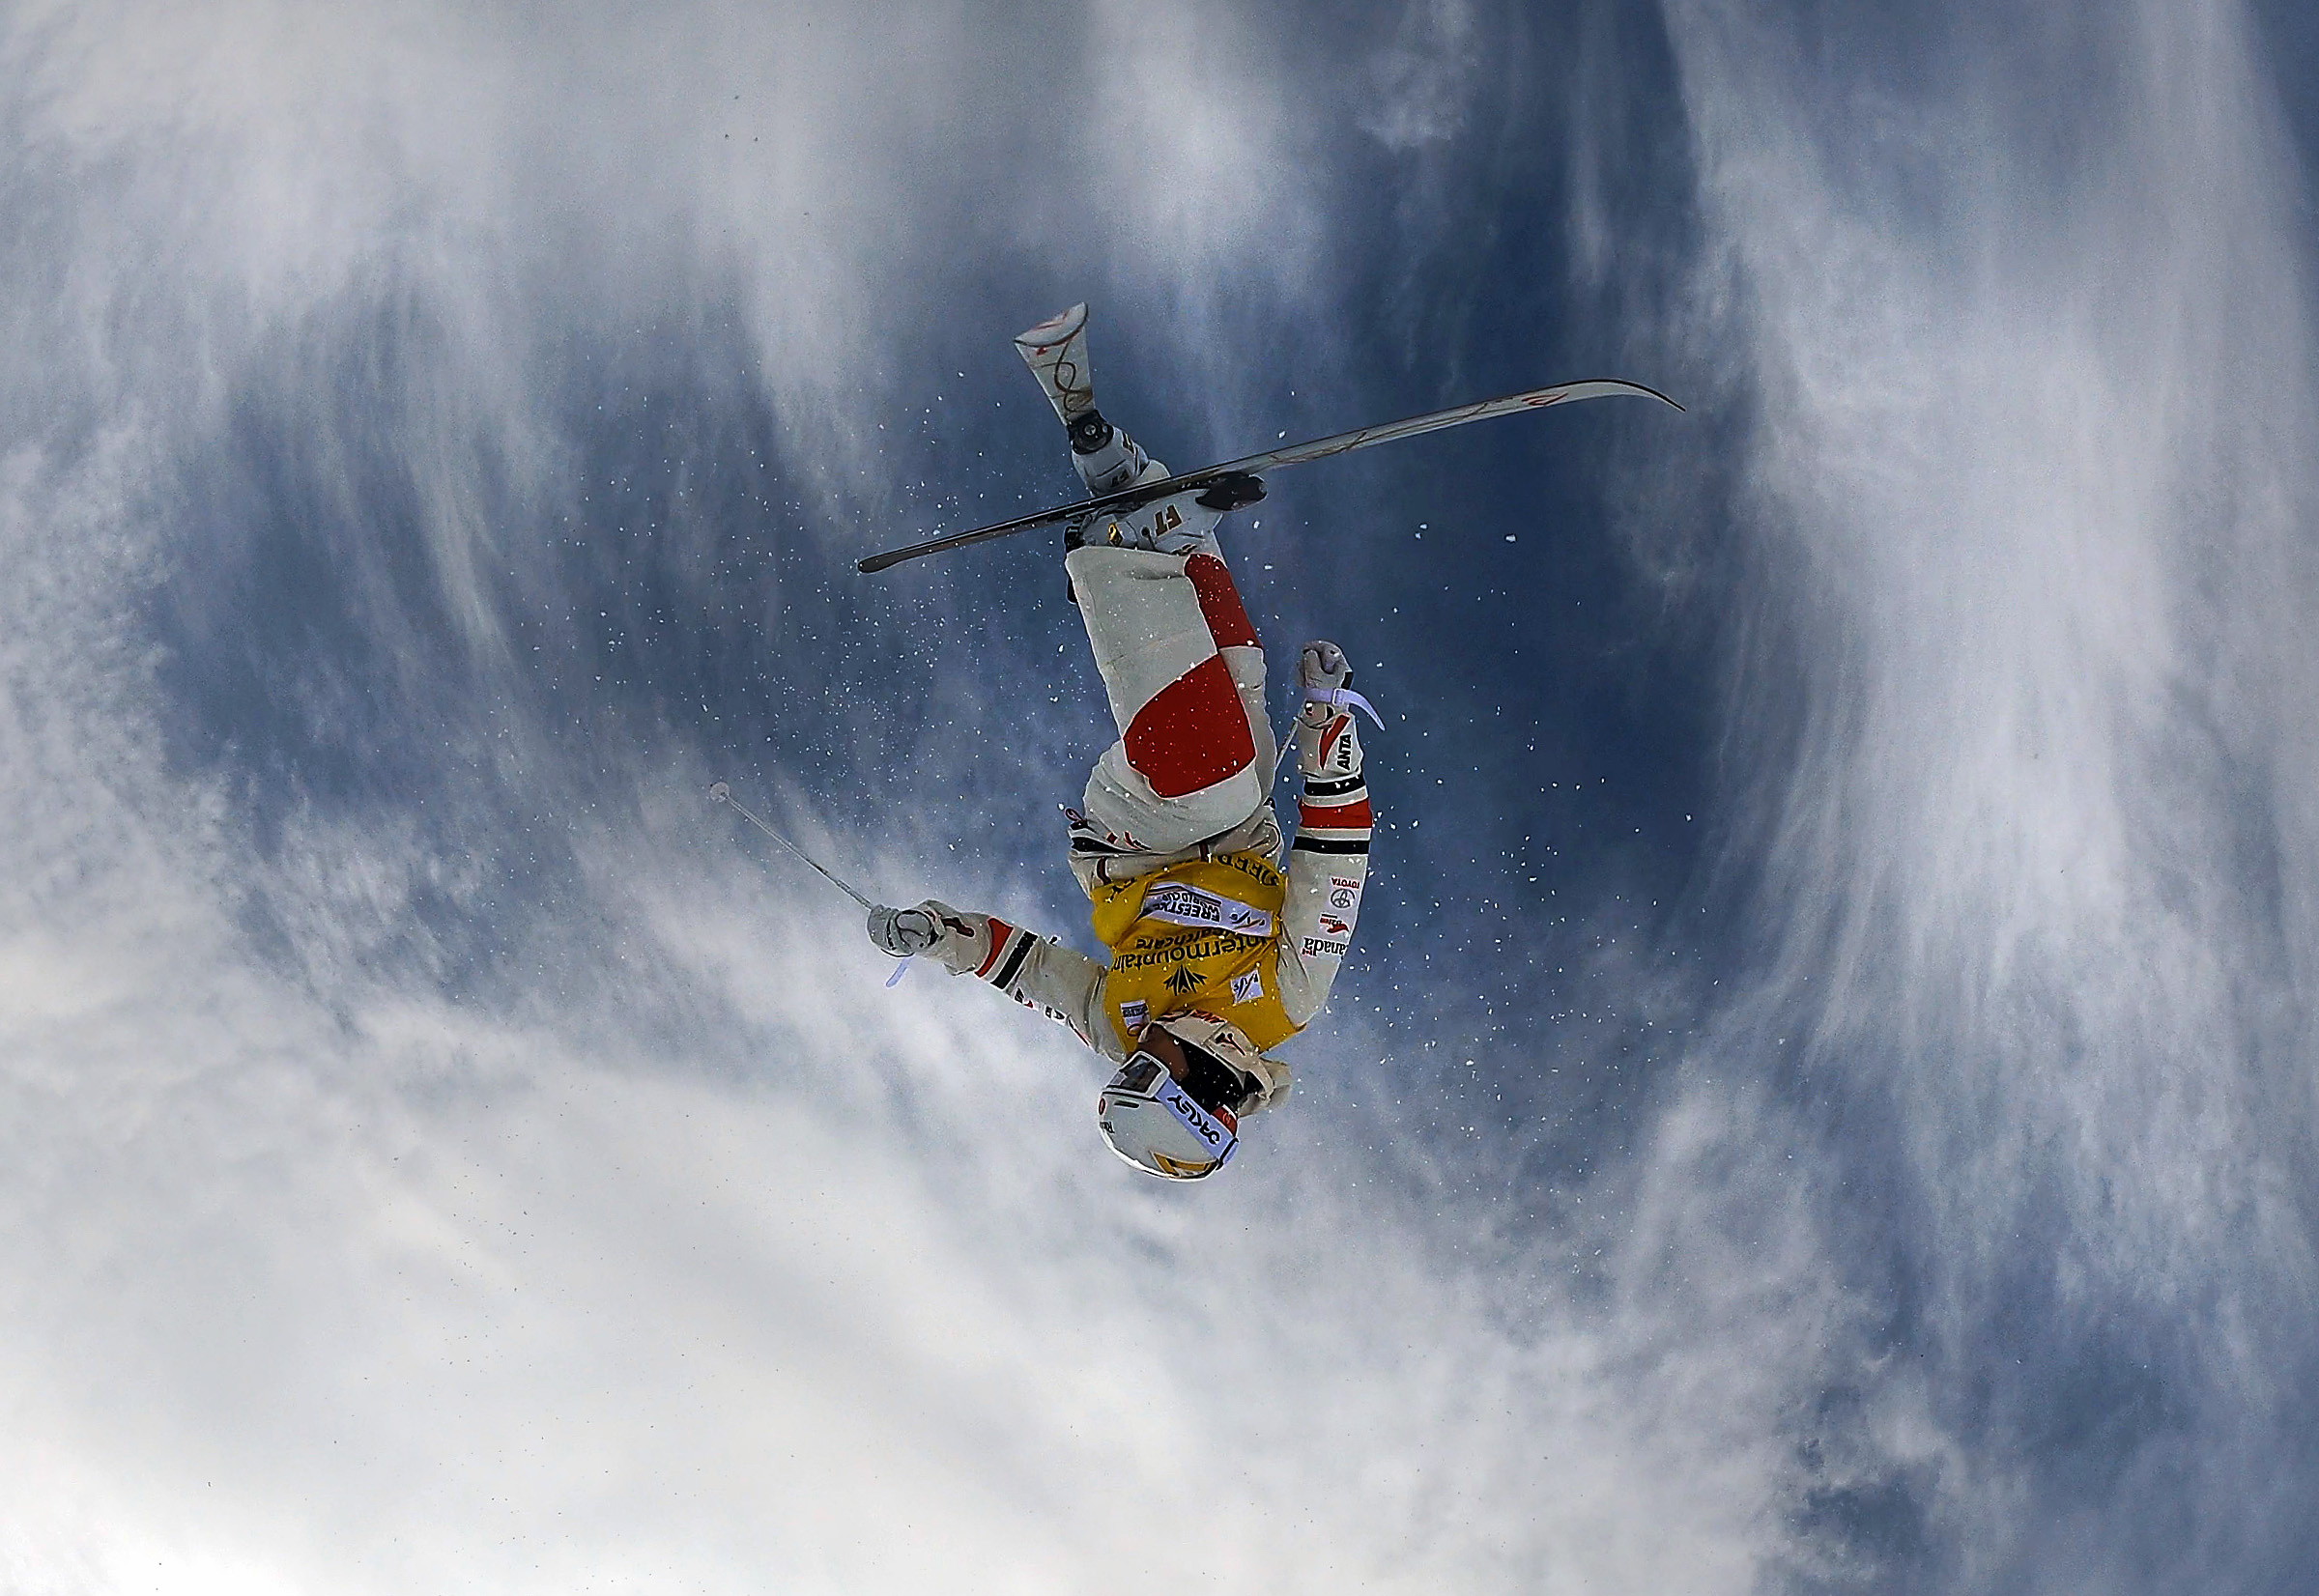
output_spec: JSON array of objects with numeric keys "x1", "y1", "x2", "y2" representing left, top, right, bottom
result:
[{"x1": 4, "y1": 1, "x2": 2316, "y2": 1590}]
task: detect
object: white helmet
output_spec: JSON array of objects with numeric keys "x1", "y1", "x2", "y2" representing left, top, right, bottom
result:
[{"x1": 1094, "y1": 1013, "x2": 1266, "y2": 1181}]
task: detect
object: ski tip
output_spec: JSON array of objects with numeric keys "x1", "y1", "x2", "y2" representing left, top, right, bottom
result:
[
  {"x1": 708, "y1": 781, "x2": 730, "y2": 803},
  {"x1": 1568, "y1": 378, "x2": 1683, "y2": 412}
]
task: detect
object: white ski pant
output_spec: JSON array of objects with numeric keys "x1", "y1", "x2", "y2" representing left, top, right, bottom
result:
[{"x1": 1068, "y1": 541, "x2": 1275, "y2": 854}]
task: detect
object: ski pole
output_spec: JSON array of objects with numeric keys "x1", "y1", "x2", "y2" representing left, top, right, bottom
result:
[
  {"x1": 710, "y1": 782, "x2": 910, "y2": 984},
  {"x1": 708, "y1": 782, "x2": 874, "y2": 910}
]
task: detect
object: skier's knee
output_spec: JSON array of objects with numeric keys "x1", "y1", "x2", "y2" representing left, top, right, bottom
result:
[{"x1": 1125, "y1": 655, "x2": 1258, "y2": 799}]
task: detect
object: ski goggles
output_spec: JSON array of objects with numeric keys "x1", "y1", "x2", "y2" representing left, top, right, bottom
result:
[
  {"x1": 1116, "y1": 1037, "x2": 1255, "y2": 1122},
  {"x1": 1170, "y1": 1040, "x2": 1260, "y2": 1123}
]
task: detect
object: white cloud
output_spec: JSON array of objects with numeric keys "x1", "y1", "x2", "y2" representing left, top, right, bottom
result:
[
  {"x1": 0, "y1": 2, "x2": 1871, "y2": 1590},
  {"x1": 1356, "y1": 0, "x2": 1480, "y2": 154},
  {"x1": 1658, "y1": 0, "x2": 2319, "y2": 1567},
  {"x1": 0, "y1": 721, "x2": 1843, "y2": 1590}
]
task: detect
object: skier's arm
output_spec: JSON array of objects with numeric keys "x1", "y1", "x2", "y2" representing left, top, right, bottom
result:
[
  {"x1": 870, "y1": 901, "x2": 1115, "y2": 1055},
  {"x1": 1274, "y1": 698, "x2": 1373, "y2": 1029}
]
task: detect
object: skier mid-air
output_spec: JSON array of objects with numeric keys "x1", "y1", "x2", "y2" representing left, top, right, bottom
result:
[{"x1": 866, "y1": 304, "x2": 1375, "y2": 1181}]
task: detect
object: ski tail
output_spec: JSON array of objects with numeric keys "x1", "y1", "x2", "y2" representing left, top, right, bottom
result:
[{"x1": 1014, "y1": 303, "x2": 1096, "y2": 429}]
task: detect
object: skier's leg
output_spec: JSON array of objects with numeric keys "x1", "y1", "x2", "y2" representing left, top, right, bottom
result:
[
  {"x1": 1017, "y1": 303, "x2": 1269, "y2": 846},
  {"x1": 1066, "y1": 544, "x2": 1272, "y2": 854}
]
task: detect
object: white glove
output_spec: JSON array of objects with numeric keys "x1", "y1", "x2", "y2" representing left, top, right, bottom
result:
[
  {"x1": 1297, "y1": 640, "x2": 1351, "y2": 714},
  {"x1": 1295, "y1": 640, "x2": 1365, "y2": 778},
  {"x1": 867, "y1": 904, "x2": 940, "y2": 957}
]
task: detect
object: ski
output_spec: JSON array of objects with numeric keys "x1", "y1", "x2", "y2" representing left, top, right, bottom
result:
[{"x1": 856, "y1": 377, "x2": 1680, "y2": 574}]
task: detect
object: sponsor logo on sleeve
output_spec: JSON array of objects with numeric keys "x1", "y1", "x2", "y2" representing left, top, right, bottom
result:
[
  {"x1": 1318, "y1": 914, "x2": 1351, "y2": 936},
  {"x1": 1120, "y1": 999, "x2": 1148, "y2": 1031},
  {"x1": 1301, "y1": 936, "x2": 1351, "y2": 958},
  {"x1": 1230, "y1": 968, "x2": 1263, "y2": 1004}
]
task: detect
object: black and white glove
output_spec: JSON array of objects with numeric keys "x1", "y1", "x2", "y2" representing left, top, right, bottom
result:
[{"x1": 867, "y1": 904, "x2": 941, "y2": 957}]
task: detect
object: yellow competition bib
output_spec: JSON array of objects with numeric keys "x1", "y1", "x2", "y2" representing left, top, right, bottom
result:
[{"x1": 1091, "y1": 852, "x2": 1301, "y2": 1054}]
